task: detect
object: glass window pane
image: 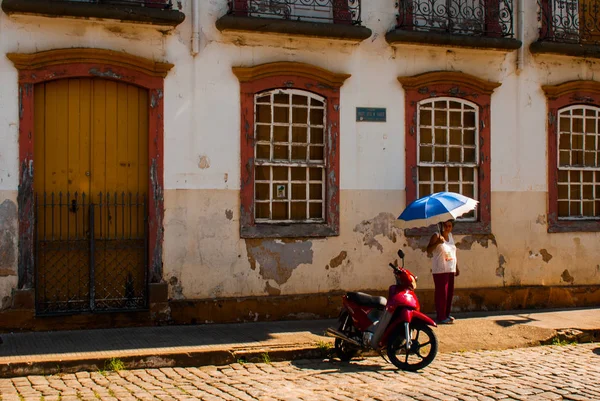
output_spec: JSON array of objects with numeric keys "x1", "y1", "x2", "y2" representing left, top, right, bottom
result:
[
  {"x1": 273, "y1": 145, "x2": 288, "y2": 160},
  {"x1": 292, "y1": 127, "x2": 307, "y2": 143},
  {"x1": 449, "y1": 111, "x2": 461, "y2": 127},
  {"x1": 419, "y1": 184, "x2": 431, "y2": 197},
  {"x1": 420, "y1": 146, "x2": 432, "y2": 163},
  {"x1": 272, "y1": 202, "x2": 288, "y2": 220},
  {"x1": 420, "y1": 109, "x2": 432, "y2": 125},
  {"x1": 434, "y1": 147, "x2": 446, "y2": 163},
  {"x1": 256, "y1": 145, "x2": 270, "y2": 160},
  {"x1": 255, "y1": 202, "x2": 270, "y2": 219},
  {"x1": 309, "y1": 184, "x2": 323, "y2": 200},
  {"x1": 434, "y1": 111, "x2": 447, "y2": 126},
  {"x1": 558, "y1": 184, "x2": 568, "y2": 199},
  {"x1": 273, "y1": 167, "x2": 288, "y2": 181},
  {"x1": 309, "y1": 146, "x2": 324, "y2": 161},
  {"x1": 292, "y1": 107, "x2": 308, "y2": 124},
  {"x1": 292, "y1": 184, "x2": 307, "y2": 200},
  {"x1": 448, "y1": 167, "x2": 459, "y2": 181},
  {"x1": 464, "y1": 112, "x2": 476, "y2": 128},
  {"x1": 463, "y1": 184, "x2": 474, "y2": 198},
  {"x1": 291, "y1": 202, "x2": 307, "y2": 220},
  {"x1": 583, "y1": 201, "x2": 594, "y2": 216},
  {"x1": 419, "y1": 167, "x2": 431, "y2": 181},
  {"x1": 274, "y1": 126, "x2": 288, "y2": 142},
  {"x1": 310, "y1": 109, "x2": 324, "y2": 125},
  {"x1": 310, "y1": 128, "x2": 324, "y2": 144},
  {"x1": 449, "y1": 148, "x2": 461, "y2": 162},
  {"x1": 433, "y1": 168, "x2": 445, "y2": 181},
  {"x1": 291, "y1": 167, "x2": 306, "y2": 181},
  {"x1": 256, "y1": 94, "x2": 270, "y2": 103},
  {"x1": 292, "y1": 146, "x2": 307, "y2": 161},
  {"x1": 292, "y1": 95, "x2": 307, "y2": 105},
  {"x1": 255, "y1": 183, "x2": 269, "y2": 201},
  {"x1": 273, "y1": 93, "x2": 289, "y2": 104},
  {"x1": 464, "y1": 148, "x2": 476, "y2": 163},
  {"x1": 309, "y1": 168, "x2": 323, "y2": 181},
  {"x1": 420, "y1": 128, "x2": 433, "y2": 144},
  {"x1": 463, "y1": 168, "x2": 474, "y2": 182},
  {"x1": 559, "y1": 134, "x2": 570, "y2": 150},
  {"x1": 256, "y1": 124, "x2": 270, "y2": 141},
  {"x1": 558, "y1": 201, "x2": 569, "y2": 217},
  {"x1": 435, "y1": 129, "x2": 447, "y2": 145},
  {"x1": 464, "y1": 130, "x2": 476, "y2": 146},
  {"x1": 274, "y1": 107, "x2": 289, "y2": 123},
  {"x1": 309, "y1": 202, "x2": 322, "y2": 219},
  {"x1": 257, "y1": 105, "x2": 271, "y2": 123},
  {"x1": 255, "y1": 166, "x2": 270, "y2": 181},
  {"x1": 449, "y1": 130, "x2": 461, "y2": 145}
]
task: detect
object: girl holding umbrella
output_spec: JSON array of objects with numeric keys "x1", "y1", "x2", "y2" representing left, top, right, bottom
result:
[{"x1": 427, "y1": 219, "x2": 460, "y2": 324}]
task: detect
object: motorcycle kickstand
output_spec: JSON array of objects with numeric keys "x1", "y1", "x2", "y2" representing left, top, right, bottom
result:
[{"x1": 378, "y1": 350, "x2": 390, "y2": 365}]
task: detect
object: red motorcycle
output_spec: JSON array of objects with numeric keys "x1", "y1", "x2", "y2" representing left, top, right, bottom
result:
[{"x1": 326, "y1": 250, "x2": 438, "y2": 371}]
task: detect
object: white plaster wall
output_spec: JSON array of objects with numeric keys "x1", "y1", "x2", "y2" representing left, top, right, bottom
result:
[{"x1": 1, "y1": 1, "x2": 600, "y2": 304}]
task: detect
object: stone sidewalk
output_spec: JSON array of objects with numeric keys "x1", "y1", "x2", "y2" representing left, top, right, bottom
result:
[{"x1": 0, "y1": 307, "x2": 599, "y2": 378}]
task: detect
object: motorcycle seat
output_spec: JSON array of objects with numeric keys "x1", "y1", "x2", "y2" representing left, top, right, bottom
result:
[{"x1": 346, "y1": 292, "x2": 387, "y2": 308}]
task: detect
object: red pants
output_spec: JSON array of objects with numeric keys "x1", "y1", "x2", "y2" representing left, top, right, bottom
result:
[{"x1": 433, "y1": 272, "x2": 455, "y2": 322}]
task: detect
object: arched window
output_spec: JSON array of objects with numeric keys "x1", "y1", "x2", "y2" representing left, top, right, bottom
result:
[
  {"x1": 417, "y1": 97, "x2": 479, "y2": 221},
  {"x1": 254, "y1": 89, "x2": 326, "y2": 223},
  {"x1": 556, "y1": 105, "x2": 600, "y2": 220}
]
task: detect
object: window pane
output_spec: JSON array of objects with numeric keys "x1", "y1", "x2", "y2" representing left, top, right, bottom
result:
[
  {"x1": 449, "y1": 111, "x2": 461, "y2": 126},
  {"x1": 273, "y1": 145, "x2": 288, "y2": 160},
  {"x1": 291, "y1": 202, "x2": 307, "y2": 220},
  {"x1": 292, "y1": 94, "x2": 307, "y2": 105},
  {"x1": 558, "y1": 184, "x2": 568, "y2": 200},
  {"x1": 256, "y1": 145, "x2": 270, "y2": 160},
  {"x1": 272, "y1": 202, "x2": 288, "y2": 220},
  {"x1": 292, "y1": 127, "x2": 307, "y2": 143},
  {"x1": 419, "y1": 167, "x2": 431, "y2": 181},
  {"x1": 464, "y1": 148, "x2": 476, "y2": 163},
  {"x1": 310, "y1": 109, "x2": 324, "y2": 125},
  {"x1": 256, "y1": 166, "x2": 270, "y2": 181},
  {"x1": 309, "y1": 202, "x2": 322, "y2": 219},
  {"x1": 449, "y1": 148, "x2": 461, "y2": 163},
  {"x1": 273, "y1": 183, "x2": 287, "y2": 200},
  {"x1": 291, "y1": 146, "x2": 307, "y2": 161},
  {"x1": 273, "y1": 167, "x2": 288, "y2": 181},
  {"x1": 464, "y1": 130, "x2": 476, "y2": 146},
  {"x1": 292, "y1": 183, "x2": 307, "y2": 200},
  {"x1": 256, "y1": 124, "x2": 270, "y2": 141},
  {"x1": 433, "y1": 168, "x2": 445, "y2": 181},
  {"x1": 309, "y1": 168, "x2": 323, "y2": 181},
  {"x1": 434, "y1": 147, "x2": 446, "y2": 162},
  {"x1": 257, "y1": 105, "x2": 271, "y2": 123},
  {"x1": 463, "y1": 168, "x2": 474, "y2": 181},
  {"x1": 420, "y1": 109, "x2": 432, "y2": 125},
  {"x1": 274, "y1": 93, "x2": 289, "y2": 104},
  {"x1": 464, "y1": 112, "x2": 476, "y2": 128},
  {"x1": 558, "y1": 201, "x2": 569, "y2": 217},
  {"x1": 309, "y1": 184, "x2": 322, "y2": 200},
  {"x1": 256, "y1": 202, "x2": 270, "y2": 219},
  {"x1": 463, "y1": 184, "x2": 474, "y2": 198},
  {"x1": 420, "y1": 128, "x2": 433, "y2": 144},
  {"x1": 293, "y1": 107, "x2": 308, "y2": 124},
  {"x1": 420, "y1": 146, "x2": 432, "y2": 163},
  {"x1": 435, "y1": 129, "x2": 447, "y2": 145},
  {"x1": 419, "y1": 184, "x2": 431, "y2": 197},
  {"x1": 449, "y1": 129, "x2": 461, "y2": 145},
  {"x1": 274, "y1": 126, "x2": 288, "y2": 142},
  {"x1": 310, "y1": 128, "x2": 324, "y2": 144},
  {"x1": 291, "y1": 167, "x2": 306, "y2": 181},
  {"x1": 274, "y1": 107, "x2": 289, "y2": 123},
  {"x1": 448, "y1": 167, "x2": 460, "y2": 181},
  {"x1": 309, "y1": 146, "x2": 324, "y2": 161},
  {"x1": 256, "y1": 183, "x2": 269, "y2": 200}
]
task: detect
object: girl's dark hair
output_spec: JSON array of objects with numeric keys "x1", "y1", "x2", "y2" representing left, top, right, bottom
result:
[{"x1": 438, "y1": 220, "x2": 454, "y2": 232}]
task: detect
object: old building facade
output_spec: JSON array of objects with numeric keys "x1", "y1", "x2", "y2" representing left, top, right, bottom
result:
[{"x1": 0, "y1": 0, "x2": 599, "y2": 331}]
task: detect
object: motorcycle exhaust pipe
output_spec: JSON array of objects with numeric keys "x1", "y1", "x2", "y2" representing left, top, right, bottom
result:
[{"x1": 325, "y1": 328, "x2": 361, "y2": 347}]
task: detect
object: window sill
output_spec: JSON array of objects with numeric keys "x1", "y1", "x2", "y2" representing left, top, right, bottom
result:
[
  {"x1": 548, "y1": 219, "x2": 600, "y2": 233},
  {"x1": 2, "y1": 0, "x2": 185, "y2": 27},
  {"x1": 385, "y1": 29, "x2": 522, "y2": 51},
  {"x1": 216, "y1": 15, "x2": 372, "y2": 42},
  {"x1": 241, "y1": 223, "x2": 339, "y2": 239},
  {"x1": 530, "y1": 41, "x2": 600, "y2": 60},
  {"x1": 403, "y1": 221, "x2": 491, "y2": 237}
]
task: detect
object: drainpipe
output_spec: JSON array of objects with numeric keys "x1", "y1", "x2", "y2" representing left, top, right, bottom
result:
[
  {"x1": 516, "y1": 0, "x2": 525, "y2": 73},
  {"x1": 191, "y1": 0, "x2": 200, "y2": 56}
]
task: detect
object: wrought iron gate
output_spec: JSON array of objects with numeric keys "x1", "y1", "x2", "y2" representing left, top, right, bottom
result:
[{"x1": 35, "y1": 191, "x2": 148, "y2": 315}]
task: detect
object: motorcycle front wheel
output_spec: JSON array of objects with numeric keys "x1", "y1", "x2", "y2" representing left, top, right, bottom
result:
[
  {"x1": 386, "y1": 321, "x2": 437, "y2": 371},
  {"x1": 334, "y1": 310, "x2": 359, "y2": 362}
]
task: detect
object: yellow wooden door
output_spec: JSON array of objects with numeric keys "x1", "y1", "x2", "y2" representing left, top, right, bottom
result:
[{"x1": 34, "y1": 78, "x2": 148, "y2": 313}]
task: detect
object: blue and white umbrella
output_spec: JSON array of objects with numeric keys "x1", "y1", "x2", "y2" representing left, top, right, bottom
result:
[{"x1": 396, "y1": 192, "x2": 478, "y2": 229}]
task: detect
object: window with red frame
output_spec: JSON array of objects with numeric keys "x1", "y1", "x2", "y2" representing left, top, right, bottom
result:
[
  {"x1": 398, "y1": 71, "x2": 499, "y2": 235},
  {"x1": 543, "y1": 80, "x2": 600, "y2": 232},
  {"x1": 233, "y1": 62, "x2": 349, "y2": 238}
]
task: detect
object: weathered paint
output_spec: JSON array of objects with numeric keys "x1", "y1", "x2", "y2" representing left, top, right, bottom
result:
[
  {"x1": 0, "y1": 2, "x2": 600, "y2": 329},
  {"x1": 245, "y1": 239, "x2": 314, "y2": 285},
  {"x1": 328, "y1": 251, "x2": 347, "y2": 269},
  {"x1": 0, "y1": 199, "x2": 17, "y2": 276}
]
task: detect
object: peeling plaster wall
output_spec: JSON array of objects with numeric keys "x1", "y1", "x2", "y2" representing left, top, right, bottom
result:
[{"x1": 1, "y1": 1, "x2": 600, "y2": 306}]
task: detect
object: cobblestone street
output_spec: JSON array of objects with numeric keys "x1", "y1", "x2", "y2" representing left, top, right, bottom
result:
[{"x1": 0, "y1": 343, "x2": 598, "y2": 401}]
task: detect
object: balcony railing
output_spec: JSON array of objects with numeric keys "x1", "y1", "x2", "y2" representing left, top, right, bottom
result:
[
  {"x1": 227, "y1": 0, "x2": 363, "y2": 25},
  {"x1": 51, "y1": 0, "x2": 173, "y2": 8},
  {"x1": 395, "y1": 0, "x2": 515, "y2": 38},
  {"x1": 537, "y1": 0, "x2": 600, "y2": 45}
]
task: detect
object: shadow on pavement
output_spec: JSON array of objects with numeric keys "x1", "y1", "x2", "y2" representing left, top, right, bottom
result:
[
  {"x1": 291, "y1": 357, "x2": 393, "y2": 373},
  {"x1": 493, "y1": 316, "x2": 537, "y2": 327},
  {"x1": 593, "y1": 347, "x2": 600, "y2": 356}
]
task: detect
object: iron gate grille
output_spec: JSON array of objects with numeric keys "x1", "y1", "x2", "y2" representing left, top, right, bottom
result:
[{"x1": 35, "y1": 192, "x2": 148, "y2": 315}]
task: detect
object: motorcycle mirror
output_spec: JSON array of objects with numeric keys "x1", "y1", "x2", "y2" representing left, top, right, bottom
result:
[{"x1": 397, "y1": 249, "x2": 405, "y2": 259}]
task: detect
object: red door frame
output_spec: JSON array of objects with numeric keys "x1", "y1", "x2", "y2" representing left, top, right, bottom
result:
[{"x1": 8, "y1": 48, "x2": 173, "y2": 290}]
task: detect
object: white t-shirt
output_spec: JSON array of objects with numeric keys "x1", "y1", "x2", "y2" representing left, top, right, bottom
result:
[{"x1": 432, "y1": 233, "x2": 457, "y2": 274}]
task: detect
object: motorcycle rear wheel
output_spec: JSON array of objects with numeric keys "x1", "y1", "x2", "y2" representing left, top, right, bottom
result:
[
  {"x1": 334, "y1": 311, "x2": 359, "y2": 362},
  {"x1": 386, "y1": 321, "x2": 437, "y2": 371}
]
